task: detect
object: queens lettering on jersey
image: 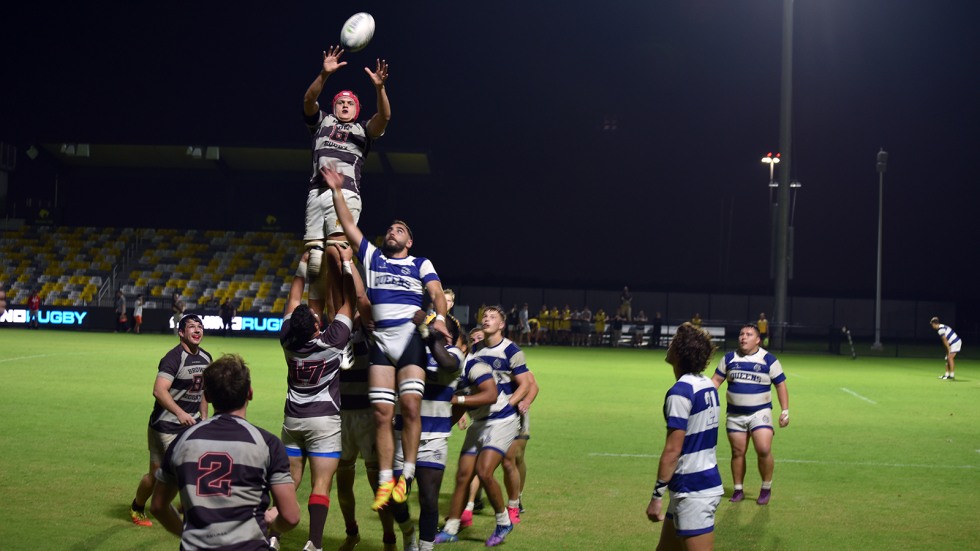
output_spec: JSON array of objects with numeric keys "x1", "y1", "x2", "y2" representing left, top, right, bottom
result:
[
  {"x1": 465, "y1": 338, "x2": 529, "y2": 422},
  {"x1": 149, "y1": 344, "x2": 213, "y2": 434},
  {"x1": 157, "y1": 413, "x2": 293, "y2": 551},
  {"x1": 663, "y1": 374, "x2": 724, "y2": 498},
  {"x1": 339, "y1": 329, "x2": 371, "y2": 411},
  {"x1": 714, "y1": 348, "x2": 786, "y2": 415},
  {"x1": 394, "y1": 345, "x2": 464, "y2": 440},
  {"x1": 358, "y1": 236, "x2": 440, "y2": 329},
  {"x1": 279, "y1": 313, "x2": 353, "y2": 419},
  {"x1": 937, "y1": 324, "x2": 961, "y2": 346},
  {"x1": 307, "y1": 112, "x2": 372, "y2": 194}
]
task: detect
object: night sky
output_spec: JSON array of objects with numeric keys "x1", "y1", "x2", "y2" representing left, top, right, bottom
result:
[{"x1": 4, "y1": 1, "x2": 979, "y2": 301}]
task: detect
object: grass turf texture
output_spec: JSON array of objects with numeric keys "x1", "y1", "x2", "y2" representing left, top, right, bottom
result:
[{"x1": 0, "y1": 329, "x2": 976, "y2": 550}]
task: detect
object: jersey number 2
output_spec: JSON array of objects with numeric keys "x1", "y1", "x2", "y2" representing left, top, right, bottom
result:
[{"x1": 196, "y1": 452, "x2": 233, "y2": 497}]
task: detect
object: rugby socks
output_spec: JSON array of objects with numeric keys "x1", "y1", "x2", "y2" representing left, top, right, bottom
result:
[
  {"x1": 733, "y1": 484, "x2": 744, "y2": 492},
  {"x1": 495, "y1": 511, "x2": 512, "y2": 527},
  {"x1": 382, "y1": 531, "x2": 397, "y2": 546},
  {"x1": 345, "y1": 522, "x2": 359, "y2": 538},
  {"x1": 379, "y1": 469, "x2": 394, "y2": 484},
  {"x1": 443, "y1": 518, "x2": 461, "y2": 535},
  {"x1": 308, "y1": 494, "x2": 330, "y2": 548},
  {"x1": 419, "y1": 541, "x2": 435, "y2": 551},
  {"x1": 131, "y1": 499, "x2": 146, "y2": 514},
  {"x1": 761, "y1": 481, "x2": 773, "y2": 491},
  {"x1": 464, "y1": 501, "x2": 475, "y2": 513},
  {"x1": 403, "y1": 462, "x2": 416, "y2": 481},
  {"x1": 508, "y1": 499, "x2": 520, "y2": 509}
]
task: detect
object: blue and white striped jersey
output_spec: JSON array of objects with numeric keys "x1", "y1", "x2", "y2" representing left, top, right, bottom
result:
[
  {"x1": 714, "y1": 348, "x2": 786, "y2": 416},
  {"x1": 357, "y1": 236, "x2": 440, "y2": 329},
  {"x1": 662, "y1": 373, "x2": 724, "y2": 498},
  {"x1": 395, "y1": 345, "x2": 464, "y2": 440},
  {"x1": 463, "y1": 338, "x2": 529, "y2": 422},
  {"x1": 937, "y1": 324, "x2": 961, "y2": 346}
]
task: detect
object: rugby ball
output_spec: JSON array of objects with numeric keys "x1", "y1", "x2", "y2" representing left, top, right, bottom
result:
[{"x1": 340, "y1": 12, "x2": 375, "y2": 52}]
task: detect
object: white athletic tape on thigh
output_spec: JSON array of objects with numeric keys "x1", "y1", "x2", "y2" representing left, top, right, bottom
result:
[
  {"x1": 398, "y1": 378, "x2": 426, "y2": 397},
  {"x1": 326, "y1": 239, "x2": 351, "y2": 249},
  {"x1": 369, "y1": 387, "x2": 397, "y2": 405},
  {"x1": 307, "y1": 246, "x2": 324, "y2": 278}
]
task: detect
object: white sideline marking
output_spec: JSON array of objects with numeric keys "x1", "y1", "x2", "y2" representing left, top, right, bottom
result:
[
  {"x1": 588, "y1": 453, "x2": 976, "y2": 469},
  {"x1": 841, "y1": 387, "x2": 877, "y2": 404},
  {"x1": 0, "y1": 354, "x2": 55, "y2": 363}
]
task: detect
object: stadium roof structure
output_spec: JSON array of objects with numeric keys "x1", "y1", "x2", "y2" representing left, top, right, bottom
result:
[{"x1": 36, "y1": 143, "x2": 431, "y2": 175}]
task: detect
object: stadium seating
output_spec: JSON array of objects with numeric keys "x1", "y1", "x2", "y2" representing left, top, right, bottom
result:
[{"x1": 1, "y1": 226, "x2": 300, "y2": 313}]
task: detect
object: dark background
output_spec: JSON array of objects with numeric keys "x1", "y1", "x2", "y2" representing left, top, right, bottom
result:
[{"x1": 3, "y1": 1, "x2": 978, "y2": 304}]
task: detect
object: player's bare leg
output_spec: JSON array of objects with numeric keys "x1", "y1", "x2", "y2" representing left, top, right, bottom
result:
[
  {"x1": 132, "y1": 459, "x2": 161, "y2": 525},
  {"x1": 395, "y1": 364, "x2": 426, "y2": 498},
  {"x1": 369, "y1": 364, "x2": 397, "y2": 509},
  {"x1": 751, "y1": 428, "x2": 775, "y2": 504},
  {"x1": 502, "y1": 439, "x2": 527, "y2": 523},
  {"x1": 436, "y1": 453, "x2": 477, "y2": 541},
  {"x1": 727, "y1": 431, "x2": 748, "y2": 502}
]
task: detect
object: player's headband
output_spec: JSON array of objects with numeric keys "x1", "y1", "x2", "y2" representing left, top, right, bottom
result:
[{"x1": 332, "y1": 90, "x2": 360, "y2": 119}]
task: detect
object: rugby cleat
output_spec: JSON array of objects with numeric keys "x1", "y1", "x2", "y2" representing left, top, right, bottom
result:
[
  {"x1": 302, "y1": 541, "x2": 322, "y2": 551},
  {"x1": 460, "y1": 510, "x2": 473, "y2": 528},
  {"x1": 372, "y1": 480, "x2": 396, "y2": 511},
  {"x1": 485, "y1": 524, "x2": 514, "y2": 547},
  {"x1": 130, "y1": 508, "x2": 153, "y2": 527},
  {"x1": 338, "y1": 533, "x2": 360, "y2": 551},
  {"x1": 433, "y1": 530, "x2": 459, "y2": 544},
  {"x1": 757, "y1": 489, "x2": 772, "y2": 505},
  {"x1": 729, "y1": 489, "x2": 744, "y2": 503},
  {"x1": 268, "y1": 536, "x2": 280, "y2": 550},
  {"x1": 507, "y1": 506, "x2": 521, "y2": 526},
  {"x1": 392, "y1": 475, "x2": 411, "y2": 503}
]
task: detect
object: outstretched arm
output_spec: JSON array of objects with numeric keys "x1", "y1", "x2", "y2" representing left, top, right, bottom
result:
[
  {"x1": 284, "y1": 252, "x2": 310, "y2": 317},
  {"x1": 364, "y1": 59, "x2": 390, "y2": 138},
  {"x1": 320, "y1": 165, "x2": 364, "y2": 254},
  {"x1": 304, "y1": 46, "x2": 348, "y2": 117}
]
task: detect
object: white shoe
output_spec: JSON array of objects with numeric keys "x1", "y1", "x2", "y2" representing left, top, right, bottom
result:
[
  {"x1": 268, "y1": 536, "x2": 280, "y2": 551},
  {"x1": 404, "y1": 528, "x2": 419, "y2": 551},
  {"x1": 303, "y1": 541, "x2": 322, "y2": 551},
  {"x1": 939, "y1": 374, "x2": 949, "y2": 379}
]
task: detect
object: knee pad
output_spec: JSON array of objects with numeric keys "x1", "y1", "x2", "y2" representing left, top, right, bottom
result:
[
  {"x1": 398, "y1": 378, "x2": 425, "y2": 398},
  {"x1": 305, "y1": 241, "x2": 325, "y2": 278},
  {"x1": 369, "y1": 387, "x2": 397, "y2": 406}
]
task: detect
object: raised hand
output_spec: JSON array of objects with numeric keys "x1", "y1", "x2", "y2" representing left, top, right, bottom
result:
[
  {"x1": 322, "y1": 46, "x2": 348, "y2": 75},
  {"x1": 319, "y1": 163, "x2": 344, "y2": 191},
  {"x1": 365, "y1": 58, "x2": 389, "y2": 87}
]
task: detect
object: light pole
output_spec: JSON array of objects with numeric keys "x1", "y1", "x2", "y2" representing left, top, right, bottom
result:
[
  {"x1": 761, "y1": 152, "x2": 781, "y2": 182},
  {"x1": 871, "y1": 148, "x2": 888, "y2": 351},
  {"x1": 762, "y1": 152, "x2": 781, "y2": 280}
]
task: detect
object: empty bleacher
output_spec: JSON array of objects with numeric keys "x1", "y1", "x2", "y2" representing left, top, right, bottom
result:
[{"x1": 2, "y1": 226, "x2": 300, "y2": 313}]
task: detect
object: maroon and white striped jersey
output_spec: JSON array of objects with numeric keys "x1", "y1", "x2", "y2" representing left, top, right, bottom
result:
[
  {"x1": 279, "y1": 313, "x2": 353, "y2": 419},
  {"x1": 149, "y1": 344, "x2": 213, "y2": 434}
]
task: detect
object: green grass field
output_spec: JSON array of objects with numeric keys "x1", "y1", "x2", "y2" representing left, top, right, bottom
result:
[{"x1": 0, "y1": 329, "x2": 977, "y2": 550}]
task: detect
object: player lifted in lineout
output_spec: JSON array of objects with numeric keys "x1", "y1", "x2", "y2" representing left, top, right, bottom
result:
[
  {"x1": 320, "y1": 164, "x2": 452, "y2": 511},
  {"x1": 303, "y1": 45, "x2": 390, "y2": 322}
]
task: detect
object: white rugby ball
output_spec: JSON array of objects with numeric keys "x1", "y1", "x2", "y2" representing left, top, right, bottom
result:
[{"x1": 340, "y1": 12, "x2": 375, "y2": 52}]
